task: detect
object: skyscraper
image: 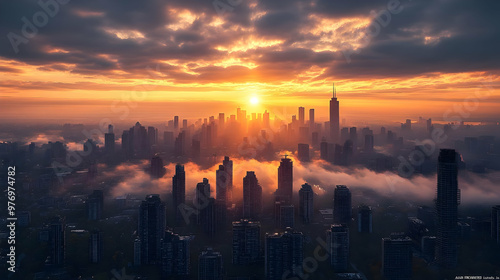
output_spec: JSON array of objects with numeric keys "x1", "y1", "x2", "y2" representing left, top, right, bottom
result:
[
  {"x1": 265, "y1": 229, "x2": 303, "y2": 280},
  {"x1": 174, "y1": 115, "x2": 179, "y2": 130},
  {"x1": 86, "y1": 190, "x2": 103, "y2": 221},
  {"x1": 357, "y1": 205, "x2": 372, "y2": 233},
  {"x1": 223, "y1": 156, "x2": 234, "y2": 205},
  {"x1": 299, "y1": 183, "x2": 314, "y2": 224},
  {"x1": 216, "y1": 165, "x2": 228, "y2": 203},
  {"x1": 297, "y1": 143, "x2": 310, "y2": 162},
  {"x1": 150, "y1": 155, "x2": 164, "y2": 178},
  {"x1": 147, "y1": 126, "x2": 158, "y2": 145},
  {"x1": 329, "y1": 83, "x2": 340, "y2": 143},
  {"x1": 320, "y1": 137, "x2": 328, "y2": 161},
  {"x1": 333, "y1": 185, "x2": 352, "y2": 224},
  {"x1": 492, "y1": 205, "x2": 500, "y2": 244},
  {"x1": 172, "y1": 164, "x2": 186, "y2": 224},
  {"x1": 382, "y1": 233, "x2": 412, "y2": 280},
  {"x1": 280, "y1": 205, "x2": 295, "y2": 229},
  {"x1": 198, "y1": 248, "x2": 224, "y2": 280},
  {"x1": 138, "y1": 194, "x2": 166, "y2": 264},
  {"x1": 47, "y1": 217, "x2": 65, "y2": 267},
  {"x1": 435, "y1": 149, "x2": 460, "y2": 268},
  {"x1": 219, "y1": 112, "x2": 225, "y2": 130},
  {"x1": 232, "y1": 219, "x2": 261, "y2": 265},
  {"x1": 161, "y1": 229, "x2": 190, "y2": 278},
  {"x1": 89, "y1": 230, "x2": 103, "y2": 264},
  {"x1": 200, "y1": 198, "x2": 217, "y2": 237},
  {"x1": 104, "y1": 124, "x2": 115, "y2": 154},
  {"x1": 309, "y1": 109, "x2": 315, "y2": 132},
  {"x1": 196, "y1": 178, "x2": 211, "y2": 224},
  {"x1": 364, "y1": 134, "x2": 374, "y2": 153},
  {"x1": 298, "y1": 107, "x2": 305, "y2": 126},
  {"x1": 277, "y1": 156, "x2": 293, "y2": 204},
  {"x1": 327, "y1": 224, "x2": 349, "y2": 272},
  {"x1": 243, "y1": 171, "x2": 262, "y2": 219}
]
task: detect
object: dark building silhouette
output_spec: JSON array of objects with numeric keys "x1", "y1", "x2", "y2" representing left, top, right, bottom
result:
[
  {"x1": 214, "y1": 198, "x2": 227, "y2": 233},
  {"x1": 274, "y1": 200, "x2": 283, "y2": 228},
  {"x1": 340, "y1": 140, "x2": 353, "y2": 166},
  {"x1": 435, "y1": 149, "x2": 460, "y2": 268},
  {"x1": 138, "y1": 194, "x2": 166, "y2": 265},
  {"x1": 223, "y1": 156, "x2": 234, "y2": 205},
  {"x1": 86, "y1": 190, "x2": 103, "y2": 221},
  {"x1": 174, "y1": 116, "x2": 179, "y2": 130},
  {"x1": 312, "y1": 131, "x2": 319, "y2": 147},
  {"x1": 340, "y1": 127, "x2": 349, "y2": 144},
  {"x1": 333, "y1": 185, "x2": 352, "y2": 224},
  {"x1": 277, "y1": 156, "x2": 293, "y2": 204},
  {"x1": 89, "y1": 230, "x2": 103, "y2": 264},
  {"x1": 330, "y1": 83, "x2": 340, "y2": 143},
  {"x1": 219, "y1": 113, "x2": 225, "y2": 130},
  {"x1": 83, "y1": 138, "x2": 98, "y2": 157},
  {"x1": 298, "y1": 106, "x2": 305, "y2": 126},
  {"x1": 216, "y1": 165, "x2": 228, "y2": 203},
  {"x1": 382, "y1": 233, "x2": 412, "y2": 280},
  {"x1": 320, "y1": 137, "x2": 328, "y2": 161},
  {"x1": 491, "y1": 205, "x2": 500, "y2": 244},
  {"x1": 172, "y1": 164, "x2": 186, "y2": 224},
  {"x1": 364, "y1": 134, "x2": 374, "y2": 153},
  {"x1": 299, "y1": 183, "x2": 313, "y2": 224},
  {"x1": 309, "y1": 108, "x2": 315, "y2": 132},
  {"x1": 297, "y1": 143, "x2": 310, "y2": 162},
  {"x1": 232, "y1": 219, "x2": 261, "y2": 265},
  {"x1": 104, "y1": 124, "x2": 115, "y2": 154},
  {"x1": 401, "y1": 119, "x2": 412, "y2": 131},
  {"x1": 175, "y1": 131, "x2": 186, "y2": 157},
  {"x1": 161, "y1": 229, "x2": 190, "y2": 278},
  {"x1": 327, "y1": 224, "x2": 349, "y2": 272},
  {"x1": 243, "y1": 171, "x2": 262, "y2": 220},
  {"x1": 198, "y1": 248, "x2": 224, "y2": 280},
  {"x1": 131, "y1": 122, "x2": 150, "y2": 155},
  {"x1": 147, "y1": 126, "x2": 158, "y2": 146},
  {"x1": 196, "y1": 178, "x2": 211, "y2": 224},
  {"x1": 357, "y1": 205, "x2": 372, "y2": 233},
  {"x1": 200, "y1": 198, "x2": 219, "y2": 237},
  {"x1": 280, "y1": 205, "x2": 295, "y2": 229},
  {"x1": 192, "y1": 139, "x2": 201, "y2": 160},
  {"x1": 349, "y1": 127, "x2": 357, "y2": 147},
  {"x1": 150, "y1": 155, "x2": 164, "y2": 178},
  {"x1": 46, "y1": 217, "x2": 65, "y2": 267},
  {"x1": 265, "y1": 228, "x2": 303, "y2": 280}
]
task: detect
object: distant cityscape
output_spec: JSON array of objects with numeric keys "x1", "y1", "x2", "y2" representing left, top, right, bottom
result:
[{"x1": 1, "y1": 85, "x2": 500, "y2": 280}]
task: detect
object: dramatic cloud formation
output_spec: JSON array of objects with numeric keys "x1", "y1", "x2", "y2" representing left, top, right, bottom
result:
[
  {"x1": 1, "y1": 0, "x2": 499, "y2": 122},
  {"x1": 106, "y1": 157, "x2": 500, "y2": 205}
]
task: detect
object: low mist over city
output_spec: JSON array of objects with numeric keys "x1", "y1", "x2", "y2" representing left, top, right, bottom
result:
[{"x1": 1, "y1": 0, "x2": 500, "y2": 279}]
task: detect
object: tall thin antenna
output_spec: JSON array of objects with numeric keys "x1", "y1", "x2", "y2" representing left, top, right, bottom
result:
[{"x1": 333, "y1": 82, "x2": 336, "y2": 98}]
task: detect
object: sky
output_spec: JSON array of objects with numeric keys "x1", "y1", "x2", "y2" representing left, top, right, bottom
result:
[{"x1": 1, "y1": 0, "x2": 500, "y2": 123}]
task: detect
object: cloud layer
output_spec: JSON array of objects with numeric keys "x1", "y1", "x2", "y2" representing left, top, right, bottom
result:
[{"x1": 105, "y1": 157, "x2": 500, "y2": 206}]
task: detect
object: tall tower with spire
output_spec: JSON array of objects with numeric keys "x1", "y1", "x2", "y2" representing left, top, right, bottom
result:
[{"x1": 330, "y1": 83, "x2": 340, "y2": 143}]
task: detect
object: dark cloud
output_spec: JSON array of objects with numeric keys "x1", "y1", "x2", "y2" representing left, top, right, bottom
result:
[{"x1": 1, "y1": 0, "x2": 499, "y2": 82}]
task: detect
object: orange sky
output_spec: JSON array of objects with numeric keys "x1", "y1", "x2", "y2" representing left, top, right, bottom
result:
[{"x1": 1, "y1": 1, "x2": 499, "y2": 124}]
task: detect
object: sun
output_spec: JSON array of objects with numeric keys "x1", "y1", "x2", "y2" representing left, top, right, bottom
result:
[{"x1": 250, "y1": 96, "x2": 259, "y2": 105}]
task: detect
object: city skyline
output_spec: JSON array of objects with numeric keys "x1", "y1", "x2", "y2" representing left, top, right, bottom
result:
[{"x1": 1, "y1": 0, "x2": 500, "y2": 279}]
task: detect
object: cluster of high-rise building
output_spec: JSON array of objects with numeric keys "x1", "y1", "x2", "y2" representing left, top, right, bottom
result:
[{"x1": 5, "y1": 83, "x2": 500, "y2": 279}]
